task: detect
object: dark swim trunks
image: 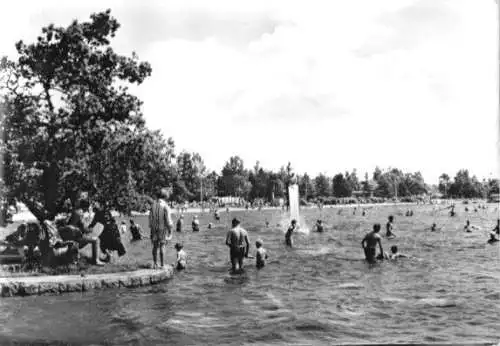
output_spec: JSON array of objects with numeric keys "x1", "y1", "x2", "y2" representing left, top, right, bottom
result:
[
  {"x1": 364, "y1": 247, "x2": 376, "y2": 263},
  {"x1": 230, "y1": 246, "x2": 245, "y2": 260}
]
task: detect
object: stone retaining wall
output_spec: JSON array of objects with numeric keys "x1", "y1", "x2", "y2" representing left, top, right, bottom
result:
[{"x1": 0, "y1": 266, "x2": 173, "y2": 297}]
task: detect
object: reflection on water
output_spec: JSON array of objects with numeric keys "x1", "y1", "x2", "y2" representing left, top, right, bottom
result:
[{"x1": 0, "y1": 206, "x2": 499, "y2": 345}]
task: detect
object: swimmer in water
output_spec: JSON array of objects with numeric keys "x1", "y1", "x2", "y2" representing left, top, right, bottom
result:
[
  {"x1": 174, "y1": 243, "x2": 187, "y2": 270},
  {"x1": 492, "y1": 219, "x2": 500, "y2": 235},
  {"x1": 427, "y1": 223, "x2": 442, "y2": 232},
  {"x1": 464, "y1": 219, "x2": 479, "y2": 233},
  {"x1": 361, "y1": 223, "x2": 384, "y2": 263},
  {"x1": 386, "y1": 215, "x2": 396, "y2": 238},
  {"x1": 487, "y1": 233, "x2": 499, "y2": 244},
  {"x1": 285, "y1": 219, "x2": 297, "y2": 247},
  {"x1": 255, "y1": 239, "x2": 268, "y2": 269},
  {"x1": 387, "y1": 245, "x2": 408, "y2": 260}
]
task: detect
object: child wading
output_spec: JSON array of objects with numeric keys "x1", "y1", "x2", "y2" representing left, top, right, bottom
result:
[
  {"x1": 315, "y1": 220, "x2": 324, "y2": 232},
  {"x1": 175, "y1": 243, "x2": 187, "y2": 270},
  {"x1": 192, "y1": 216, "x2": 200, "y2": 232},
  {"x1": 176, "y1": 215, "x2": 183, "y2": 232},
  {"x1": 255, "y1": 239, "x2": 268, "y2": 269},
  {"x1": 386, "y1": 215, "x2": 396, "y2": 238},
  {"x1": 285, "y1": 219, "x2": 297, "y2": 247}
]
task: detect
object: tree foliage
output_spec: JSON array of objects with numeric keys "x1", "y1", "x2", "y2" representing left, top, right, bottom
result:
[{"x1": 0, "y1": 10, "x2": 177, "y2": 220}]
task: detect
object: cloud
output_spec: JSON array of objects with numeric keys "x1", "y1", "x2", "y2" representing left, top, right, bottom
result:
[
  {"x1": 356, "y1": 0, "x2": 459, "y2": 57},
  {"x1": 119, "y1": 5, "x2": 289, "y2": 50},
  {"x1": 0, "y1": 0, "x2": 497, "y2": 182}
]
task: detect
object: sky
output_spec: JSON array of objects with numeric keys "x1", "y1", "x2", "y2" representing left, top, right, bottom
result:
[{"x1": 0, "y1": 0, "x2": 498, "y2": 184}]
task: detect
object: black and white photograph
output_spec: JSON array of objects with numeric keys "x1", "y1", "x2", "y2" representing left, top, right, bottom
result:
[{"x1": 0, "y1": 0, "x2": 499, "y2": 345}]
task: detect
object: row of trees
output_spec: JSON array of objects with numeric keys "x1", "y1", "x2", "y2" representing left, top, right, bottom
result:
[
  {"x1": 438, "y1": 171, "x2": 499, "y2": 199},
  {"x1": 0, "y1": 10, "x2": 497, "y2": 222}
]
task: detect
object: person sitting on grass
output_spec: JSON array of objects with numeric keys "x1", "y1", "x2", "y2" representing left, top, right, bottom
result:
[
  {"x1": 361, "y1": 223, "x2": 384, "y2": 263},
  {"x1": 129, "y1": 219, "x2": 144, "y2": 241},
  {"x1": 255, "y1": 239, "x2": 268, "y2": 269},
  {"x1": 285, "y1": 219, "x2": 297, "y2": 247},
  {"x1": 192, "y1": 216, "x2": 200, "y2": 232},
  {"x1": 60, "y1": 202, "x2": 105, "y2": 266},
  {"x1": 88, "y1": 199, "x2": 127, "y2": 263},
  {"x1": 174, "y1": 243, "x2": 187, "y2": 270}
]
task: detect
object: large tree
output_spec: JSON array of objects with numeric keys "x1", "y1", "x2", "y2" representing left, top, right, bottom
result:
[{"x1": 0, "y1": 10, "x2": 174, "y2": 221}]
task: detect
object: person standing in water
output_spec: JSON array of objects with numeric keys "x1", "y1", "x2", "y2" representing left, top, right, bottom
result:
[
  {"x1": 255, "y1": 239, "x2": 268, "y2": 269},
  {"x1": 315, "y1": 219, "x2": 324, "y2": 232},
  {"x1": 386, "y1": 215, "x2": 396, "y2": 238},
  {"x1": 176, "y1": 215, "x2": 183, "y2": 232},
  {"x1": 285, "y1": 219, "x2": 297, "y2": 247},
  {"x1": 361, "y1": 223, "x2": 384, "y2": 263},
  {"x1": 225, "y1": 218, "x2": 250, "y2": 272},
  {"x1": 192, "y1": 216, "x2": 200, "y2": 232}
]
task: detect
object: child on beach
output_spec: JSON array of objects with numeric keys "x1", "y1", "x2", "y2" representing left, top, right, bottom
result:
[
  {"x1": 255, "y1": 239, "x2": 268, "y2": 269},
  {"x1": 176, "y1": 215, "x2": 183, "y2": 232},
  {"x1": 174, "y1": 243, "x2": 187, "y2": 270},
  {"x1": 285, "y1": 219, "x2": 297, "y2": 247},
  {"x1": 192, "y1": 216, "x2": 200, "y2": 232}
]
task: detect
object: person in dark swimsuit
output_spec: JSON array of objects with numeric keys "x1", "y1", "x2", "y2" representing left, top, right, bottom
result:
[
  {"x1": 386, "y1": 215, "x2": 396, "y2": 237},
  {"x1": 225, "y1": 218, "x2": 249, "y2": 272},
  {"x1": 361, "y1": 223, "x2": 384, "y2": 263},
  {"x1": 88, "y1": 200, "x2": 126, "y2": 262}
]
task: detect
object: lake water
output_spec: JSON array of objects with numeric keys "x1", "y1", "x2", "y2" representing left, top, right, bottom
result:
[{"x1": 0, "y1": 205, "x2": 499, "y2": 345}]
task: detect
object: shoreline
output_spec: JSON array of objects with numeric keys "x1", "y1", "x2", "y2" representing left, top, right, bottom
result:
[
  {"x1": 8, "y1": 200, "x2": 465, "y2": 222},
  {"x1": 0, "y1": 266, "x2": 173, "y2": 297}
]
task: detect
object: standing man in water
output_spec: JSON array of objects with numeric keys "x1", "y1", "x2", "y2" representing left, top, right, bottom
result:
[
  {"x1": 149, "y1": 188, "x2": 173, "y2": 269},
  {"x1": 225, "y1": 218, "x2": 250, "y2": 273},
  {"x1": 361, "y1": 223, "x2": 384, "y2": 263}
]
